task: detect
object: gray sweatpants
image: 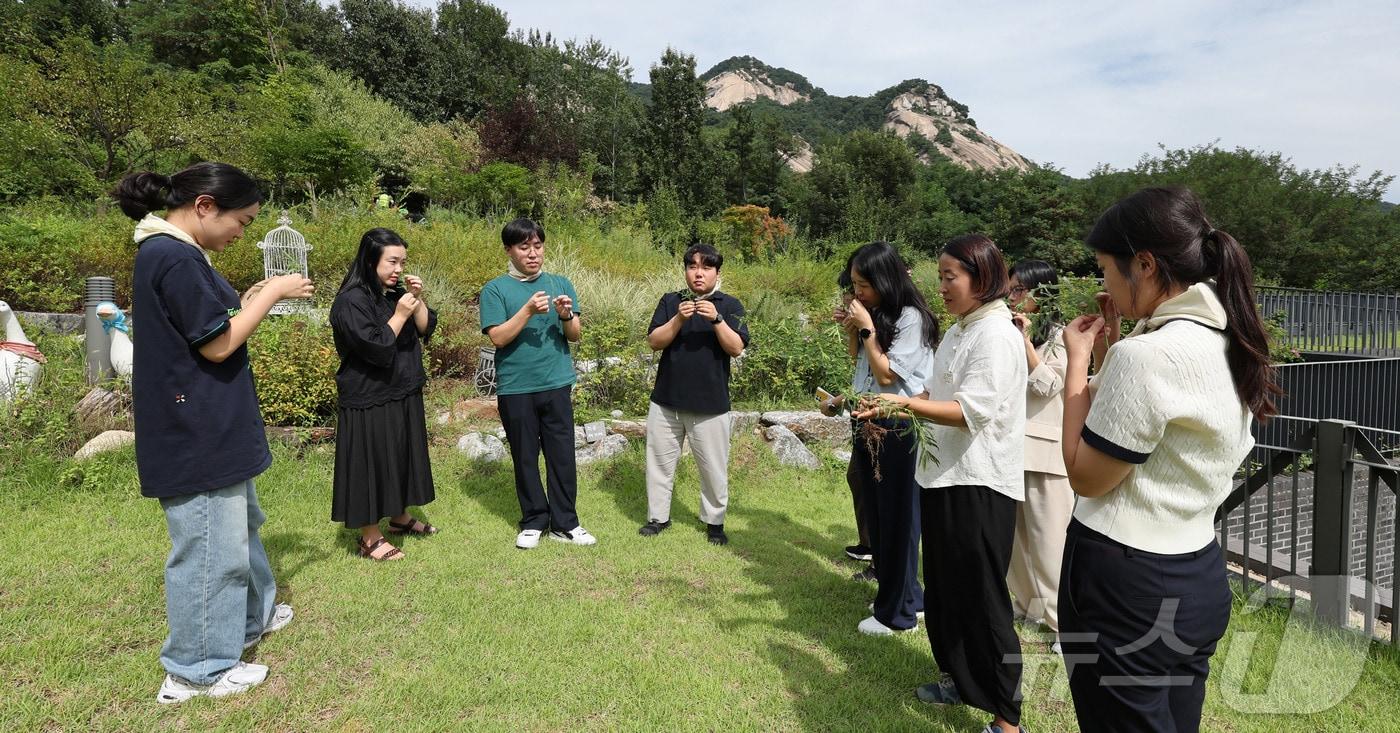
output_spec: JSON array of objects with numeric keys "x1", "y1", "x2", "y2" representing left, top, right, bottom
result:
[{"x1": 645, "y1": 401, "x2": 731, "y2": 525}]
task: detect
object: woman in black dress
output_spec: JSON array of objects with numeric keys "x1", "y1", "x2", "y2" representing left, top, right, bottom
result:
[{"x1": 330, "y1": 228, "x2": 439, "y2": 560}]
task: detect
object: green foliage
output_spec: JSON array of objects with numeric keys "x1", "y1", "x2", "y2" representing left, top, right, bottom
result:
[
  {"x1": 571, "y1": 305, "x2": 654, "y2": 419},
  {"x1": 255, "y1": 124, "x2": 374, "y2": 199},
  {"x1": 731, "y1": 316, "x2": 852, "y2": 407},
  {"x1": 245, "y1": 315, "x2": 338, "y2": 427},
  {"x1": 401, "y1": 119, "x2": 484, "y2": 206},
  {"x1": 460, "y1": 162, "x2": 534, "y2": 216},
  {"x1": 643, "y1": 48, "x2": 721, "y2": 213}
]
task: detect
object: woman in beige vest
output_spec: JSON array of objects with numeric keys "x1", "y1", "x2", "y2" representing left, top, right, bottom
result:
[{"x1": 1006, "y1": 260, "x2": 1074, "y2": 637}]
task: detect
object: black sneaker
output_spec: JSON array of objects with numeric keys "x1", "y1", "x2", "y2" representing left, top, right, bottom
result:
[
  {"x1": 706, "y1": 523, "x2": 729, "y2": 545},
  {"x1": 845, "y1": 544, "x2": 873, "y2": 561},
  {"x1": 638, "y1": 520, "x2": 671, "y2": 536},
  {"x1": 852, "y1": 566, "x2": 878, "y2": 582}
]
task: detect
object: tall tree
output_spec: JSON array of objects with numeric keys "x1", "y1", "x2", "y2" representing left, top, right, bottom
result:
[
  {"x1": 725, "y1": 105, "x2": 757, "y2": 203},
  {"x1": 435, "y1": 0, "x2": 518, "y2": 119},
  {"x1": 643, "y1": 47, "x2": 718, "y2": 213}
]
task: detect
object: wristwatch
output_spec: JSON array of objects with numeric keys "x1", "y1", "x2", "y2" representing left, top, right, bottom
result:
[
  {"x1": 711, "y1": 314, "x2": 723, "y2": 324},
  {"x1": 858, "y1": 327, "x2": 872, "y2": 341}
]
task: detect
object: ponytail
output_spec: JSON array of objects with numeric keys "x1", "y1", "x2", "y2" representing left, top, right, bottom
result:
[
  {"x1": 1087, "y1": 186, "x2": 1282, "y2": 420},
  {"x1": 1209, "y1": 229, "x2": 1282, "y2": 419},
  {"x1": 112, "y1": 162, "x2": 263, "y2": 222}
]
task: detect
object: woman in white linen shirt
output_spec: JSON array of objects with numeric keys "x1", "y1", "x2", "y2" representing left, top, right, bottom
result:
[
  {"x1": 1058, "y1": 186, "x2": 1280, "y2": 733},
  {"x1": 857, "y1": 234, "x2": 1027, "y2": 733}
]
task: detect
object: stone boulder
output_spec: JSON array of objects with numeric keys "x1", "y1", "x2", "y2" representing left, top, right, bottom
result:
[
  {"x1": 728, "y1": 411, "x2": 762, "y2": 435},
  {"x1": 607, "y1": 420, "x2": 647, "y2": 440},
  {"x1": 451, "y1": 398, "x2": 498, "y2": 421},
  {"x1": 456, "y1": 432, "x2": 507, "y2": 462},
  {"x1": 73, "y1": 430, "x2": 135, "y2": 461},
  {"x1": 765, "y1": 424, "x2": 821, "y2": 470},
  {"x1": 576, "y1": 433, "x2": 629, "y2": 466},
  {"x1": 760, "y1": 410, "x2": 850, "y2": 446}
]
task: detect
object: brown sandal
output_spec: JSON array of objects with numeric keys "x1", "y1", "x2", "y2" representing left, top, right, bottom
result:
[
  {"x1": 387, "y1": 518, "x2": 439, "y2": 536},
  {"x1": 358, "y1": 537, "x2": 405, "y2": 561}
]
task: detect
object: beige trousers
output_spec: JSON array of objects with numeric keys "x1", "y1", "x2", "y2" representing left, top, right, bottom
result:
[
  {"x1": 645, "y1": 402, "x2": 731, "y2": 525},
  {"x1": 1007, "y1": 470, "x2": 1075, "y2": 632}
]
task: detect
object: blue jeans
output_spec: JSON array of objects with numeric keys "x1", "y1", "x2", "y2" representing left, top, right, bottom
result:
[{"x1": 158, "y1": 479, "x2": 276, "y2": 684}]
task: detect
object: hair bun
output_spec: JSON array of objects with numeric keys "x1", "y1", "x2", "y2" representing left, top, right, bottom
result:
[{"x1": 113, "y1": 171, "x2": 172, "y2": 221}]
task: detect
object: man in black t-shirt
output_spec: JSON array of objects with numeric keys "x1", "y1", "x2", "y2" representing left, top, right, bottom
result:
[{"x1": 639, "y1": 243, "x2": 750, "y2": 545}]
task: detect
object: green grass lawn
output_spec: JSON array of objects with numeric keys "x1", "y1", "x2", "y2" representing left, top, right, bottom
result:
[{"x1": 3, "y1": 437, "x2": 1400, "y2": 732}]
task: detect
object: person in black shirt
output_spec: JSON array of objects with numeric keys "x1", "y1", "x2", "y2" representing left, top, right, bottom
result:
[
  {"x1": 640, "y1": 243, "x2": 749, "y2": 545},
  {"x1": 329, "y1": 228, "x2": 439, "y2": 561},
  {"x1": 116, "y1": 162, "x2": 313, "y2": 704}
]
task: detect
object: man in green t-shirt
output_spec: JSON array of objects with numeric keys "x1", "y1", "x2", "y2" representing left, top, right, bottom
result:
[{"x1": 479, "y1": 218, "x2": 596, "y2": 549}]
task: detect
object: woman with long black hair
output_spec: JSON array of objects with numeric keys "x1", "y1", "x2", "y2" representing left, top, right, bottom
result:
[
  {"x1": 1059, "y1": 186, "x2": 1279, "y2": 732},
  {"x1": 835, "y1": 241, "x2": 939, "y2": 635},
  {"x1": 330, "y1": 228, "x2": 439, "y2": 561}
]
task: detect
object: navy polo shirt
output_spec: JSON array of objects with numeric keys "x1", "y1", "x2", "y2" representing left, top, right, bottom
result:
[
  {"x1": 131, "y1": 235, "x2": 271, "y2": 498},
  {"x1": 647, "y1": 290, "x2": 749, "y2": 414}
]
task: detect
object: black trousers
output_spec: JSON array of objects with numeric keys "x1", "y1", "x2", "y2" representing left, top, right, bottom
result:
[
  {"x1": 852, "y1": 419, "x2": 923, "y2": 629},
  {"x1": 922, "y1": 484, "x2": 1022, "y2": 725},
  {"x1": 1059, "y1": 519, "x2": 1232, "y2": 733},
  {"x1": 497, "y1": 386, "x2": 580, "y2": 532},
  {"x1": 847, "y1": 437, "x2": 873, "y2": 551}
]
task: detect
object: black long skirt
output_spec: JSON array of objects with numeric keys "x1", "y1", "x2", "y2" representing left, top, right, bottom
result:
[{"x1": 331, "y1": 390, "x2": 435, "y2": 529}]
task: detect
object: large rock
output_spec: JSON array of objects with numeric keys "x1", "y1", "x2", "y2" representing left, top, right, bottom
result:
[
  {"x1": 729, "y1": 411, "x2": 762, "y2": 435},
  {"x1": 574, "y1": 425, "x2": 587, "y2": 448},
  {"x1": 451, "y1": 398, "x2": 498, "y2": 421},
  {"x1": 760, "y1": 410, "x2": 851, "y2": 446},
  {"x1": 75, "y1": 387, "x2": 128, "y2": 426},
  {"x1": 576, "y1": 433, "x2": 629, "y2": 465},
  {"x1": 607, "y1": 420, "x2": 647, "y2": 440},
  {"x1": 456, "y1": 432, "x2": 506, "y2": 462},
  {"x1": 765, "y1": 424, "x2": 821, "y2": 470},
  {"x1": 73, "y1": 430, "x2": 135, "y2": 461}
]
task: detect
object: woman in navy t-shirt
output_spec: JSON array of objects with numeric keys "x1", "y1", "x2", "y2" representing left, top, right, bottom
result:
[{"x1": 115, "y1": 163, "x2": 314, "y2": 704}]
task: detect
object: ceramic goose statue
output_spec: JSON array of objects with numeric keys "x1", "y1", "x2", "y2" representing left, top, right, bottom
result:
[
  {"x1": 0, "y1": 300, "x2": 44, "y2": 402},
  {"x1": 96, "y1": 302, "x2": 133, "y2": 379}
]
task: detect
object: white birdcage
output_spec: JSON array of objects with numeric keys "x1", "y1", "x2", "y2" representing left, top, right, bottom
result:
[{"x1": 256, "y1": 211, "x2": 313, "y2": 315}]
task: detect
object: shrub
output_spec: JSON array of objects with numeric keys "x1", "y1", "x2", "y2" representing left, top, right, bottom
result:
[
  {"x1": 731, "y1": 316, "x2": 852, "y2": 407},
  {"x1": 246, "y1": 314, "x2": 338, "y2": 427},
  {"x1": 719, "y1": 204, "x2": 794, "y2": 261},
  {"x1": 570, "y1": 305, "x2": 654, "y2": 418}
]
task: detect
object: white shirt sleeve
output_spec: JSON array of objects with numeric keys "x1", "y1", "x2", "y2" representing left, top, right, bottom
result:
[
  {"x1": 1082, "y1": 339, "x2": 1170, "y2": 464},
  {"x1": 952, "y1": 328, "x2": 1023, "y2": 434}
]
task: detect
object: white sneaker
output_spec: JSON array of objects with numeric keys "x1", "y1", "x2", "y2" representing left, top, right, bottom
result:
[
  {"x1": 244, "y1": 603, "x2": 294, "y2": 649},
  {"x1": 156, "y1": 661, "x2": 268, "y2": 704},
  {"x1": 516, "y1": 529, "x2": 543, "y2": 549},
  {"x1": 549, "y1": 526, "x2": 597, "y2": 546},
  {"x1": 868, "y1": 602, "x2": 925, "y2": 619},
  {"x1": 858, "y1": 615, "x2": 916, "y2": 636}
]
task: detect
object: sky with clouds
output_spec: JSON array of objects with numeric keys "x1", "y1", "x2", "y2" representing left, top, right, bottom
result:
[{"x1": 406, "y1": 0, "x2": 1400, "y2": 200}]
